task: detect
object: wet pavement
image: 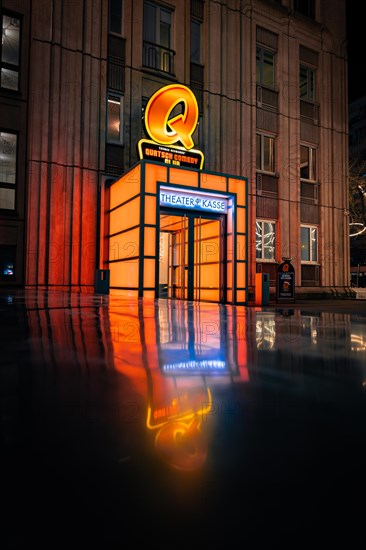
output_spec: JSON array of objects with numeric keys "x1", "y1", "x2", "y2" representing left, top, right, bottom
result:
[{"x1": 1, "y1": 290, "x2": 366, "y2": 545}]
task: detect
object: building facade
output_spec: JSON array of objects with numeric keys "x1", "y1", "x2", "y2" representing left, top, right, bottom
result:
[{"x1": 0, "y1": 0, "x2": 349, "y2": 300}]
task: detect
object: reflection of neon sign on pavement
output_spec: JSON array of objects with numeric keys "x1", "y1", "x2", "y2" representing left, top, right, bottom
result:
[
  {"x1": 162, "y1": 360, "x2": 227, "y2": 373},
  {"x1": 146, "y1": 387, "x2": 213, "y2": 472}
]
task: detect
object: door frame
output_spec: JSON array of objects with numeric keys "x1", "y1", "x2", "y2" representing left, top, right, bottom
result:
[{"x1": 158, "y1": 207, "x2": 227, "y2": 303}]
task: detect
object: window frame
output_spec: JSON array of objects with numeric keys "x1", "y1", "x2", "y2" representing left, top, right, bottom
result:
[
  {"x1": 256, "y1": 219, "x2": 277, "y2": 262},
  {"x1": 190, "y1": 18, "x2": 202, "y2": 64},
  {"x1": 256, "y1": 45, "x2": 276, "y2": 89},
  {"x1": 300, "y1": 143, "x2": 317, "y2": 182},
  {"x1": 300, "y1": 224, "x2": 318, "y2": 263},
  {"x1": 143, "y1": 1, "x2": 173, "y2": 49},
  {"x1": 294, "y1": 0, "x2": 316, "y2": 20},
  {"x1": 0, "y1": 129, "x2": 18, "y2": 212},
  {"x1": 300, "y1": 63, "x2": 316, "y2": 103},
  {"x1": 106, "y1": 94, "x2": 124, "y2": 145},
  {"x1": 108, "y1": 0, "x2": 124, "y2": 36},
  {"x1": 256, "y1": 133, "x2": 276, "y2": 174},
  {"x1": 1, "y1": 11, "x2": 21, "y2": 92}
]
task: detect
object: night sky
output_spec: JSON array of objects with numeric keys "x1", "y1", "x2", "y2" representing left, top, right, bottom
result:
[{"x1": 346, "y1": 3, "x2": 366, "y2": 103}]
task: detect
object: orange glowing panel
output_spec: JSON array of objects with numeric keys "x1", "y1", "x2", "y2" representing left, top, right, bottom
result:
[
  {"x1": 199, "y1": 289, "x2": 220, "y2": 302},
  {"x1": 236, "y1": 290, "x2": 246, "y2": 303},
  {"x1": 109, "y1": 197, "x2": 140, "y2": 235},
  {"x1": 110, "y1": 288, "x2": 139, "y2": 297},
  {"x1": 201, "y1": 173, "x2": 227, "y2": 192},
  {"x1": 109, "y1": 228, "x2": 140, "y2": 261},
  {"x1": 227, "y1": 262, "x2": 233, "y2": 288},
  {"x1": 143, "y1": 259, "x2": 156, "y2": 288},
  {"x1": 227, "y1": 212, "x2": 233, "y2": 234},
  {"x1": 229, "y1": 178, "x2": 246, "y2": 207},
  {"x1": 109, "y1": 165, "x2": 140, "y2": 209},
  {"x1": 145, "y1": 163, "x2": 167, "y2": 193},
  {"x1": 144, "y1": 195, "x2": 157, "y2": 225},
  {"x1": 144, "y1": 227, "x2": 156, "y2": 257},
  {"x1": 109, "y1": 259, "x2": 139, "y2": 288},
  {"x1": 237, "y1": 211, "x2": 246, "y2": 233},
  {"x1": 237, "y1": 234, "x2": 246, "y2": 262},
  {"x1": 237, "y1": 263, "x2": 246, "y2": 288},
  {"x1": 169, "y1": 167, "x2": 199, "y2": 188},
  {"x1": 199, "y1": 264, "x2": 220, "y2": 285}
]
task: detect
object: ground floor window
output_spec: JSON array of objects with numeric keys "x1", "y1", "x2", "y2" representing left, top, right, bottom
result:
[
  {"x1": 301, "y1": 225, "x2": 317, "y2": 262},
  {"x1": 256, "y1": 220, "x2": 276, "y2": 260}
]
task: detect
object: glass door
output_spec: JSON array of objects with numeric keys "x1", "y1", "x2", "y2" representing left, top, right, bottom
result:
[
  {"x1": 159, "y1": 214, "x2": 189, "y2": 299},
  {"x1": 159, "y1": 211, "x2": 225, "y2": 302},
  {"x1": 193, "y1": 217, "x2": 223, "y2": 302}
]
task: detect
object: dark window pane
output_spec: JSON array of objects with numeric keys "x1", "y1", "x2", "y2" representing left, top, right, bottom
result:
[
  {"x1": 144, "y1": 2, "x2": 157, "y2": 43},
  {"x1": 0, "y1": 188, "x2": 15, "y2": 210},
  {"x1": 263, "y1": 137, "x2": 274, "y2": 172},
  {"x1": 256, "y1": 47, "x2": 275, "y2": 88},
  {"x1": 256, "y1": 134, "x2": 261, "y2": 170},
  {"x1": 301, "y1": 227, "x2": 310, "y2": 260},
  {"x1": 295, "y1": 0, "x2": 315, "y2": 19},
  {"x1": 0, "y1": 132, "x2": 17, "y2": 184},
  {"x1": 300, "y1": 65, "x2": 316, "y2": 101},
  {"x1": 1, "y1": 15, "x2": 20, "y2": 65},
  {"x1": 1, "y1": 67, "x2": 18, "y2": 90},
  {"x1": 300, "y1": 145, "x2": 309, "y2": 179},
  {"x1": 109, "y1": 0, "x2": 123, "y2": 34},
  {"x1": 190, "y1": 20, "x2": 201, "y2": 63},
  {"x1": 0, "y1": 245, "x2": 16, "y2": 279},
  {"x1": 160, "y1": 9, "x2": 171, "y2": 48}
]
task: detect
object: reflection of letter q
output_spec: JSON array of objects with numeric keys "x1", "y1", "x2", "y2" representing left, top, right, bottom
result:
[{"x1": 154, "y1": 416, "x2": 207, "y2": 471}]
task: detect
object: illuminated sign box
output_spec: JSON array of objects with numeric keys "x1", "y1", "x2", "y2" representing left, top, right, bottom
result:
[
  {"x1": 160, "y1": 186, "x2": 228, "y2": 214},
  {"x1": 138, "y1": 140, "x2": 204, "y2": 169},
  {"x1": 138, "y1": 83, "x2": 205, "y2": 169}
]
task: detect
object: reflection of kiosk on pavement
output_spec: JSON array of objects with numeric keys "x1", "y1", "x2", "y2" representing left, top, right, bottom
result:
[
  {"x1": 146, "y1": 304, "x2": 237, "y2": 471},
  {"x1": 110, "y1": 300, "x2": 249, "y2": 471}
]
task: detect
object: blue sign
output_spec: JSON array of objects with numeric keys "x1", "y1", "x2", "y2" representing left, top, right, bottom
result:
[{"x1": 160, "y1": 186, "x2": 228, "y2": 214}]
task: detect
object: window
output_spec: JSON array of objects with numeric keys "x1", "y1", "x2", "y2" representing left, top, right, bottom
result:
[
  {"x1": 301, "y1": 225, "x2": 317, "y2": 262},
  {"x1": 256, "y1": 220, "x2": 276, "y2": 260},
  {"x1": 300, "y1": 144, "x2": 317, "y2": 181},
  {"x1": 143, "y1": 2, "x2": 174, "y2": 73},
  {"x1": 0, "y1": 244, "x2": 16, "y2": 280},
  {"x1": 294, "y1": 0, "x2": 315, "y2": 19},
  {"x1": 300, "y1": 64, "x2": 316, "y2": 102},
  {"x1": 256, "y1": 46, "x2": 275, "y2": 89},
  {"x1": 256, "y1": 134, "x2": 275, "y2": 173},
  {"x1": 190, "y1": 19, "x2": 201, "y2": 64},
  {"x1": 0, "y1": 131, "x2": 17, "y2": 210},
  {"x1": 1, "y1": 13, "x2": 20, "y2": 91},
  {"x1": 107, "y1": 95, "x2": 123, "y2": 144},
  {"x1": 109, "y1": 0, "x2": 123, "y2": 35}
]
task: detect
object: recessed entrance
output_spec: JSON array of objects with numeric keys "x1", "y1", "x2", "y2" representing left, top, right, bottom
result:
[{"x1": 159, "y1": 211, "x2": 225, "y2": 302}]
